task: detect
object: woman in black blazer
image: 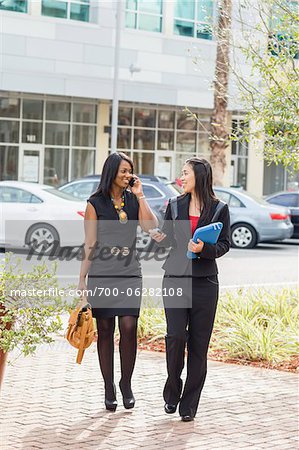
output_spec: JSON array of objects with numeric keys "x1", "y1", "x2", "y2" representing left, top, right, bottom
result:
[{"x1": 150, "y1": 157, "x2": 230, "y2": 422}]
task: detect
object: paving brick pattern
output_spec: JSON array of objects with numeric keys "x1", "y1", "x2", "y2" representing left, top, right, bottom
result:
[{"x1": 0, "y1": 339, "x2": 298, "y2": 450}]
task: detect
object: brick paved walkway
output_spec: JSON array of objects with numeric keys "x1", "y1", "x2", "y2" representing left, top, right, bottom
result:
[{"x1": 0, "y1": 339, "x2": 298, "y2": 450}]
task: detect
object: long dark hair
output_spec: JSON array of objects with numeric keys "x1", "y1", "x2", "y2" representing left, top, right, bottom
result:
[
  {"x1": 184, "y1": 157, "x2": 217, "y2": 222},
  {"x1": 91, "y1": 152, "x2": 134, "y2": 198}
]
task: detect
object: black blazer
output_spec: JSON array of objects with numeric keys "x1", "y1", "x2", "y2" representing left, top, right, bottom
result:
[{"x1": 159, "y1": 193, "x2": 230, "y2": 277}]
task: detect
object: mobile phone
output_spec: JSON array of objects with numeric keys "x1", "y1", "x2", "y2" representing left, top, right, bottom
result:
[
  {"x1": 129, "y1": 177, "x2": 136, "y2": 187},
  {"x1": 151, "y1": 227, "x2": 163, "y2": 235}
]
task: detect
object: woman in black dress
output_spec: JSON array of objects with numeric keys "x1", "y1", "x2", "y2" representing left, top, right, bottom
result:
[
  {"x1": 151, "y1": 157, "x2": 230, "y2": 422},
  {"x1": 78, "y1": 152, "x2": 158, "y2": 411}
]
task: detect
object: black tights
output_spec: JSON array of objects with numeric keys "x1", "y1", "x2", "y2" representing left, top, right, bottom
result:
[{"x1": 96, "y1": 316, "x2": 138, "y2": 398}]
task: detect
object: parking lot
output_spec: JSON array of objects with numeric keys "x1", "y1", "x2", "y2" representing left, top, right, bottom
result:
[{"x1": 1, "y1": 239, "x2": 298, "y2": 291}]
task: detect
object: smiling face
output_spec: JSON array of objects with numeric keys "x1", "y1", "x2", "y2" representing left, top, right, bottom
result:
[
  {"x1": 180, "y1": 163, "x2": 196, "y2": 193},
  {"x1": 113, "y1": 159, "x2": 133, "y2": 190}
]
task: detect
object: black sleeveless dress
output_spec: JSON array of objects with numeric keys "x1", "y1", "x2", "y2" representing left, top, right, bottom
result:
[{"x1": 87, "y1": 190, "x2": 142, "y2": 319}]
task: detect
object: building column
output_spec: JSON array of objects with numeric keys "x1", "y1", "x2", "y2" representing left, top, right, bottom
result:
[
  {"x1": 246, "y1": 119, "x2": 264, "y2": 197},
  {"x1": 95, "y1": 101, "x2": 110, "y2": 173}
]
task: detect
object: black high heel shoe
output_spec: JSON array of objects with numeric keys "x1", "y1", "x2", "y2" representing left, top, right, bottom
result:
[
  {"x1": 105, "y1": 383, "x2": 117, "y2": 412},
  {"x1": 119, "y1": 381, "x2": 135, "y2": 409}
]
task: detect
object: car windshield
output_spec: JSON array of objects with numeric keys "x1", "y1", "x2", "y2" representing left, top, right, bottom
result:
[{"x1": 43, "y1": 188, "x2": 81, "y2": 201}]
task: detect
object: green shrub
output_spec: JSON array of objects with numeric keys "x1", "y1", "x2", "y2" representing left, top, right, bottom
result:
[
  {"x1": 137, "y1": 287, "x2": 298, "y2": 364},
  {"x1": 0, "y1": 253, "x2": 69, "y2": 356},
  {"x1": 211, "y1": 287, "x2": 298, "y2": 363}
]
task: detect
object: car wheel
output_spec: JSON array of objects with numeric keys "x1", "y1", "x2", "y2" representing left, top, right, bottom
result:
[
  {"x1": 231, "y1": 223, "x2": 257, "y2": 249},
  {"x1": 26, "y1": 223, "x2": 60, "y2": 256}
]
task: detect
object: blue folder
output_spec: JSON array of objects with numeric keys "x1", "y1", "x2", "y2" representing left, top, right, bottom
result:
[{"x1": 187, "y1": 222, "x2": 223, "y2": 259}]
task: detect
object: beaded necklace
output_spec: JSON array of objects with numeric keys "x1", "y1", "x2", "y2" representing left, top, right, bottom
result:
[{"x1": 111, "y1": 193, "x2": 128, "y2": 224}]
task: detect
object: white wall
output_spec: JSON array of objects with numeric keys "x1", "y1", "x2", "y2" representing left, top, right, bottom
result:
[{"x1": 0, "y1": 1, "x2": 256, "y2": 109}]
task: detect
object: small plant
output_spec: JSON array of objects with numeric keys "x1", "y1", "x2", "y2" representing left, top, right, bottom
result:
[{"x1": 0, "y1": 252, "x2": 69, "y2": 357}]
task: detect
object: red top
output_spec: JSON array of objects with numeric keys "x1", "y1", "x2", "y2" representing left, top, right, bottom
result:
[{"x1": 189, "y1": 215, "x2": 200, "y2": 236}]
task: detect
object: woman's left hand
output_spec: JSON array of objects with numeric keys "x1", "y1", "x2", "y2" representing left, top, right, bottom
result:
[
  {"x1": 188, "y1": 238, "x2": 204, "y2": 253},
  {"x1": 130, "y1": 175, "x2": 143, "y2": 197}
]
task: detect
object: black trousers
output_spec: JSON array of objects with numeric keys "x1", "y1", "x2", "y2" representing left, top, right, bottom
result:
[{"x1": 163, "y1": 275, "x2": 219, "y2": 418}]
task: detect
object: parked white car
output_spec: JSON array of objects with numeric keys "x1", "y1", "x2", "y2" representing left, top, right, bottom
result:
[{"x1": 0, "y1": 181, "x2": 86, "y2": 255}]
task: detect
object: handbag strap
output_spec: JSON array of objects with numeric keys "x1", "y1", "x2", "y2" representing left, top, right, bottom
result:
[
  {"x1": 211, "y1": 200, "x2": 226, "y2": 222},
  {"x1": 76, "y1": 314, "x2": 89, "y2": 364}
]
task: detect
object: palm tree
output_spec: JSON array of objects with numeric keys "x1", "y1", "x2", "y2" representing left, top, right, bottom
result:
[{"x1": 210, "y1": 0, "x2": 232, "y2": 186}]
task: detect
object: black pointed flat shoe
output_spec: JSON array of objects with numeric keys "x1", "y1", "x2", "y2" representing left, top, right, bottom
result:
[
  {"x1": 164, "y1": 403, "x2": 177, "y2": 414},
  {"x1": 181, "y1": 415, "x2": 194, "y2": 422}
]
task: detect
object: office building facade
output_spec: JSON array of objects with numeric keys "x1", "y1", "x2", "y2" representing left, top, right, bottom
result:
[{"x1": 0, "y1": 0, "x2": 295, "y2": 195}]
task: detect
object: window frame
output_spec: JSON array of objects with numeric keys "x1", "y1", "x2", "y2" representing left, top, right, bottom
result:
[
  {"x1": 173, "y1": 0, "x2": 215, "y2": 40},
  {"x1": 125, "y1": 0, "x2": 163, "y2": 33}
]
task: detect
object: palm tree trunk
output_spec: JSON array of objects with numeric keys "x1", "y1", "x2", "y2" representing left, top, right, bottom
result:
[{"x1": 210, "y1": 0, "x2": 232, "y2": 186}]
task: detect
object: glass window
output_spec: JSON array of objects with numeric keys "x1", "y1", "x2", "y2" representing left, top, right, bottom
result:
[
  {"x1": 134, "y1": 129, "x2": 155, "y2": 150},
  {"x1": 143, "y1": 184, "x2": 163, "y2": 199},
  {"x1": 177, "y1": 112, "x2": 197, "y2": 130},
  {"x1": 197, "y1": 132, "x2": 210, "y2": 155},
  {"x1": 214, "y1": 189, "x2": 230, "y2": 203},
  {"x1": 117, "y1": 128, "x2": 132, "y2": 149},
  {"x1": 71, "y1": 149, "x2": 95, "y2": 179},
  {"x1": 229, "y1": 194, "x2": 243, "y2": 208},
  {"x1": 46, "y1": 102, "x2": 70, "y2": 121},
  {"x1": 174, "y1": 19, "x2": 194, "y2": 37},
  {"x1": 0, "y1": 121, "x2": 19, "y2": 143},
  {"x1": 44, "y1": 148, "x2": 69, "y2": 186},
  {"x1": 60, "y1": 181, "x2": 97, "y2": 200},
  {"x1": 0, "y1": 187, "x2": 41, "y2": 203},
  {"x1": 158, "y1": 111, "x2": 174, "y2": 129},
  {"x1": 175, "y1": 153, "x2": 195, "y2": 177},
  {"x1": 70, "y1": 2, "x2": 89, "y2": 22},
  {"x1": 133, "y1": 152, "x2": 154, "y2": 174},
  {"x1": 135, "y1": 108, "x2": 156, "y2": 127},
  {"x1": 23, "y1": 99, "x2": 43, "y2": 120},
  {"x1": 72, "y1": 125, "x2": 96, "y2": 147},
  {"x1": 0, "y1": 146, "x2": 18, "y2": 181},
  {"x1": 158, "y1": 131, "x2": 174, "y2": 150},
  {"x1": 0, "y1": 0, "x2": 27, "y2": 12},
  {"x1": 73, "y1": 103, "x2": 96, "y2": 123},
  {"x1": 176, "y1": 132, "x2": 196, "y2": 152},
  {"x1": 0, "y1": 98, "x2": 20, "y2": 118},
  {"x1": 118, "y1": 107, "x2": 133, "y2": 126},
  {"x1": 42, "y1": 0, "x2": 68, "y2": 18},
  {"x1": 125, "y1": 0, "x2": 162, "y2": 32},
  {"x1": 46, "y1": 123, "x2": 70, "y2": 146},
  {"x1": 22, "y1": 122, "x2": 43, "y2": 144},
  {"x1": 268, "y1": 194, "x2": 298, "y2": 208},
  {"x1": 139, "y1": 14, "x2": 162, "y2": 32},
  {"x1": 174, "y1": 0, "x2": 213, "y2": 40}
]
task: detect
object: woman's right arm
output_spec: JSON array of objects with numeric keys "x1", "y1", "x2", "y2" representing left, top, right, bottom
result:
[
  {"x1": 78, "y1": 202, "x2": 97, "y2": 292},
  {"x1": 150, "y1": 200, "x2": 175, "y2": 248}
]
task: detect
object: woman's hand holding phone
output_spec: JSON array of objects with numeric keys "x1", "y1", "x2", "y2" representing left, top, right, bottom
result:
[
  {"x1": 149, "y1": 228, "x2": 167, "y2": 242},
  {"x1": 129, "y1": 175, "x2": 143, "y2": 197}
]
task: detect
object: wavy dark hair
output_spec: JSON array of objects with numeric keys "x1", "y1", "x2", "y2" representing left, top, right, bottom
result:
[
  {"x1": 184, "y1": 157, "x2": 217, "y2": 223},
  {"x1": 90, "y1": 152, "x2": 134, "y2": 199}
]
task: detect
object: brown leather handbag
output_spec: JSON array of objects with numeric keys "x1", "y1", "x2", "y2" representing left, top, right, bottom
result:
[{"x1": 66, "y1": 301, "x2": 95, "y2": 364}]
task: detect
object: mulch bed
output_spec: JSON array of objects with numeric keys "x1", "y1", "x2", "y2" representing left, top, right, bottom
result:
[{"x1": 137, "y1": 338, "x2": 299, "y2": 373}]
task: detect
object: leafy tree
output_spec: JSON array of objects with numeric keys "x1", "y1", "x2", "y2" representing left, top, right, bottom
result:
[{"x1": 232, "y1": 0, "x2": 299, "y2": 171}]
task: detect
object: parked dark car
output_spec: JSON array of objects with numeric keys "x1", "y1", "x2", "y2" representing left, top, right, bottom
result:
[
  {"x1": 265, "y1": 191, "x2": 299, "y2": 238},
  {"x1": 58, "y1": 175, "x2": 180, "y2": 249}
]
